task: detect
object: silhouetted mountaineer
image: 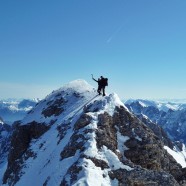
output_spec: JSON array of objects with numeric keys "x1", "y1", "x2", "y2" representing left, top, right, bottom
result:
[{"x1": 92, "y1": 74, "x2": 108, "y2": 96}]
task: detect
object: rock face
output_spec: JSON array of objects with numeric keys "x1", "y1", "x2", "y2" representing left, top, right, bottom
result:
[
  {"x1": 112, "y1": 106, "x2": 185, "y2": 184},
  {"x1": 137, "y1": 114, "x2": 174, "y2": 149},
  {"x1": 3, "y1": 121, "x2": 50, "y2": 185},
  {"x1": 1, "y1": 80, "x2": 186, "y2": 186}
]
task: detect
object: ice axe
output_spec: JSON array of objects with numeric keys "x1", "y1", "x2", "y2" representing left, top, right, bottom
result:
[{"x1": 91, "y1": 74, "x2": 94, "y2": 79}]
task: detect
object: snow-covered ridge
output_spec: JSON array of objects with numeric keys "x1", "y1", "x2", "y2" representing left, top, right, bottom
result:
[
  {"x1": 4, "y1": 80, "x2": 131, "y2": 186},
  {"x1": 21, "y1": 80, "x2": 97, "y2": 125},
  {"x1": 21, "y1": 80, "x2": 126, "y2": 125},
  {"x1": 2, "y1": 80, "x2": 186, "y2": 186}
]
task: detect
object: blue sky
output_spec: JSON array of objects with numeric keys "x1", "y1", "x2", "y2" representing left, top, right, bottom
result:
[{"x1": 0, "y1": 0, "x2": 186, "y2": 99}]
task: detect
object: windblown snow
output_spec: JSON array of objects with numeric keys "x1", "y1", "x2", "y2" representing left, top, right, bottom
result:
[{"x1": 2, "y1": 80, "x2": 131, "y2": 186}]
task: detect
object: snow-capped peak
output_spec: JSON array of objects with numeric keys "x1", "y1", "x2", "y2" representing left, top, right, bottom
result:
[
  {"x1": 3, "y1": 80, "x2": 186, "y2": 186},
  {"x1": 62, "y1": 79, "x2": 94, "y2": 93},
  {"x1": 46, "y1": 79, "x2": 95, "y2": 99},
  {"x1": 21, "y1": 79, "x2": 129, "y2": 126},
  {"x1": 21, "y1": 80, "x2": 98, "y2": 125},
  {"x1": 3, "y1": 80, "x2": 133, "y2": 186}
]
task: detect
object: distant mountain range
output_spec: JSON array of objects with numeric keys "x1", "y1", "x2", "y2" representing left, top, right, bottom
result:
[
  {"x1": 125, "y1": 99, "x2": 186, "y2": 143},
  {"x1": 0, "y1": 99, "x2": 40, "y2": 124}
]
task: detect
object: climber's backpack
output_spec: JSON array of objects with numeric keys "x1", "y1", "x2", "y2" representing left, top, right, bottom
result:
[{"x1": 104, "y1": 78, "x2": 108, "y2": 86}]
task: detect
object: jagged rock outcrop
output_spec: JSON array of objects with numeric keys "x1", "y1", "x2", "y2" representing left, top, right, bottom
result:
[
  {"x1": 110, "y1": 168, "x2": 180, "y2": 186},
  {"x1": 87, "y1": 103, "x2": 186, "y2": 184},
  {"x1": 3, "y1": 121, "x2": 50, "y2": 185},
  {"x1": 60, "y1": 101, "x2": 186, "y2": 185},
  {"x1": 1, "y1": 80, "x2": 186, "y2": 186},
  {"x1": 137, "y1": 114, "x2": 174, "y2": 149},
  {"x1": 112, "y1": 106, "x2": 186, "y2": 184}
]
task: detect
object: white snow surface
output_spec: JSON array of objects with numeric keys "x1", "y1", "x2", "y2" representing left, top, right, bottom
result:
[
  {"x1": 21, "y1": 79, "x2": 97, "y2": 125},
  {"x1": 2, "y1": 80, "x2": 132, "y2": 186},
  {"x1": 164, "y1": 145, "x2": 186, "y2": 168},
  {"x1": 116, "y1": 129, "x2": 129, "y2": 155},
  {"x1": 61, "y1": 79, "x2": 94, "y2": 93}
]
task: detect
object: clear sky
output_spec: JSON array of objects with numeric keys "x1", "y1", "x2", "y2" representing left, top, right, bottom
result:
[{"x1": 0, "y1": 0, "x2": 186, "y2": 99}]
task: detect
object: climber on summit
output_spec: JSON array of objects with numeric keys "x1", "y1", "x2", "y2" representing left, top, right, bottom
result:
[
  {"x1": 92, "y1": 74, "x2": 108, "y2": 96},
  {"x1": 100, "y1": 76, "x2": 108, "y2": 96}
]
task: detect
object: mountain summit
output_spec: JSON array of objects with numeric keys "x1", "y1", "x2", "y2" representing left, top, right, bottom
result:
[{"x1": 2, "y1": 80, "x2": 186, "y2": 186}]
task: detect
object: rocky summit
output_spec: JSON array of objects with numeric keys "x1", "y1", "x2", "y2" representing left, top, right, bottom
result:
[{"x1": 1, "y1": 80, "x2": 186, "y2": 186}]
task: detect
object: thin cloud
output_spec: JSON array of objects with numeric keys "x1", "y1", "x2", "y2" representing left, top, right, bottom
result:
[{"x1": 106, "y1": 24, "x2": 125, "y2": 44}]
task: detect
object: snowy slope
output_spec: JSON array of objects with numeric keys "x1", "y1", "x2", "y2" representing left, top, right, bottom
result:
[
  {"x1": 2, "y1": 80, "x2": 130, "y2": 186},
  {"x1": 2, "y1": 80, "x2": 186, "y2": 186},
  {"x1": 9, "y1": 80, "x2": 130, "y2": 186},
  {"x1": 164, "y1": 145, "x2": 186, "y2": 168}
]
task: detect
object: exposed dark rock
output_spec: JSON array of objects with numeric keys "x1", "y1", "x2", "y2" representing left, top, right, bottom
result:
[
  {"x1": 57, "y1": 123, "x2": 71, "y2": 145},
  {"x1": 49, "y1": 119, "x2": 57, "y2": 126},
  {"x1": 74, "y1": 113, "x2": 92, "y2": 130},
  {"x1": 59, "y1": 112, "x2": 97, "y2": 184},
  {"x1": 3, "y1": 92, "x2": 186, "y2": 186},
  {"x1": 39, "y1": 141, "x2": 46, "y2": 149},
  {"x1": 109, "y1": 168, "x2": 180, "y2": 186},
  {"x1": 112, "y1": 106, "x2": 186, "y2": 183},
  {"x1": 43, "y1": 176, "x2": 50, "y2": 186},
  {"x1": 60, "y1": 114, "x2": 93, "y2": 161},
  {"x1": 90, "y1": 105, "x2": 186, "y2": 184},
  {"x1": 73, "y1": 92, "x2": 83, "y2": 98},
  {"x1": 60, "y1": 132, "x2": 86, "y2": 160},
  {"x1": 96, "y1": 112, "x2": 117, "y2": 152},
  {"x1": 3, "y1": 121, "x2": 49, "y2": 185},
  {"x1": 175, "y1": 141, "x2": 184, "y2": 151},
  {"x1": 60, "y1": 162, "x2": 82, "y2": 186},
  {"x1": 88, "y1": 157, "x2": 109, "y2": 170},
  {"x1": 137, "y1": 114, "x2": 174, "y2": 149},
  {"x1": 42, "y1": 98, "x2": 66, "y2": 117}
]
